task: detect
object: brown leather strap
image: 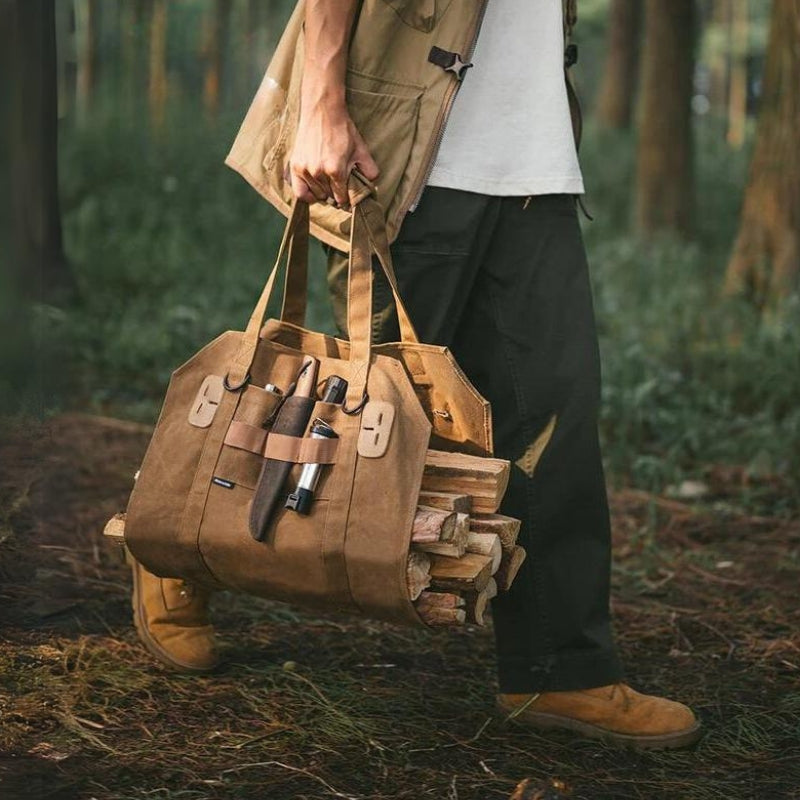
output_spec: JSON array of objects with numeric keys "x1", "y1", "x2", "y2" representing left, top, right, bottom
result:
[
  {"x1": 264, "y1": 432, "x2": 339, "y2": 464},
  {"x1": 224, "y1": 421, "x2": 339, "y2": 464},
  {"x1": 225, "y1": 420, "x2": 268, "y2": 454}
]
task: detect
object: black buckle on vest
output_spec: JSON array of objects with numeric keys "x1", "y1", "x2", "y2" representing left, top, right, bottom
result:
[
  {"x1": 428, "y1": 46, "x2": 473, "y2": 80},
  {"x1": 564, "y1": 43, "x2": 578, "y2": 69}
]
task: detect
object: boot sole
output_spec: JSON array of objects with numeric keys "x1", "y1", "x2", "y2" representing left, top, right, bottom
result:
[
  {"x1": 129, "y1": 550, "x2": 219, "y2": 674},
  {"x1": 500, "y1": 707, "x2": 703, "y2": 750}
]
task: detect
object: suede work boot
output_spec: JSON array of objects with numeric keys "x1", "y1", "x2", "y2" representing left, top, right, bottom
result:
[
  {"x1": 129, "y1": 555, "x2": 219, "y2": 672},
  {"x1": 497, "y1": 683, "x2": 701, "y2": 750}
]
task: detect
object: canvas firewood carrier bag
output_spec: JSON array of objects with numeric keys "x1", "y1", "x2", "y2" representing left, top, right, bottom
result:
[{"x1": 124, "y1": 188, "x2": 493, "y2": 626}]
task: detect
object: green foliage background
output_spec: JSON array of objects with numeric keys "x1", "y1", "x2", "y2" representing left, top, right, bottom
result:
[{"x1": 42, "y1": 0, "x2": 800, "y2": 514}]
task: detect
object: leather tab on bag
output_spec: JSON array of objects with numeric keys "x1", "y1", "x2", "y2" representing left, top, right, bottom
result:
[{"x1": 249, "y1": 395, "x2": 315, "y2": 541}]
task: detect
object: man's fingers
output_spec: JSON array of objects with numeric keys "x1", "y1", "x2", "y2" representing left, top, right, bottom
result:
[
  {"x1": 290, "y1": 173, "x2": 317, "y2": 204},
  {"x1": 329, "y1": 172, "x2": 350, "y2": 209},
  {"x1": 351, "y1": 137, "x2": 380, "y2": 182}
]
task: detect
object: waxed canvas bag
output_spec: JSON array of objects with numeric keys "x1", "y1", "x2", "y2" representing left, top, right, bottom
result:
[{"x1": 124, "y1": 190, "x2": 492, "y2": 626}]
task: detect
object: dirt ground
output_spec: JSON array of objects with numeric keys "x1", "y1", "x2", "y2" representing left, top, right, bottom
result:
[{"x1": 1, "y1": 414, "x2": 798, "y2": 800}]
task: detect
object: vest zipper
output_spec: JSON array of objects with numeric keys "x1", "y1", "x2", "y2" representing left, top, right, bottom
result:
[{"x1": 403, "y1": 0, "x2": 489, "y2": 214}]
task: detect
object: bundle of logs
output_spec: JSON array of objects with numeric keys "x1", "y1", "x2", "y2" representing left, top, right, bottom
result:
[{"x1": 407, "y1": 449, "x2": 526, "y2": 628}]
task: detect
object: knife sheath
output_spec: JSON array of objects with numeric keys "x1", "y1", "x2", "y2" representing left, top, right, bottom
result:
[{"x1": 249, "y1": 394, "x2": 316, "y2": 541}]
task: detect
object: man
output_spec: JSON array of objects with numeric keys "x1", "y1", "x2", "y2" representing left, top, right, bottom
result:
[{"x1": 131, "y1": 0, "x2": 701, "y2": 749}]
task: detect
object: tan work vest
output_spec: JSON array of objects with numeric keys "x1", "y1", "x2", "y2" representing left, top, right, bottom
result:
[{"x1": 226, "y1": 0, "x2": 580, "y2": 252}]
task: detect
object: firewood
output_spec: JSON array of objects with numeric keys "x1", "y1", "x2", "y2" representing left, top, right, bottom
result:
[
  {"x1": 429, "y1": 552, "x2": 494, "y2": 593},
  {"x1": 413, "y1": 512, "x2": 471, "y2": 558},
  {"x1": 406, "y1": 551, "x2": 431, "y2": 600},
  {"x1": 412, "y1": 539, "x2": 466, "y2": 558},
  {"x1": 469, "y1": 513, "x2": 521, "y2": 552},
  {"x1": 464, "y1": 578, "x2": 497, "y2": 626},
  {"x1": 417, "y1": 606, "x2": 467, "y2": 627},
  {"x1": 411, "y1": 506, "x2": 457, "y2": 544},
  {"x1": 466, "y1": 532, "x2": 502, "y2": 572},
  {"x1": 417, "y1": 490, "x2": 472, "y2": 514},
  {"x1": 495, "y1": 546, "x2": 527, "y2": 591},
  {"x1": 415, "y1": 591, "x2": 465, "y2": 610},
  {"x1": 103, "y1": 513, "x2": 127, "y2": 543},
  {"x1": 422, "y1": 450, "x2": 510, "y2": 514}
]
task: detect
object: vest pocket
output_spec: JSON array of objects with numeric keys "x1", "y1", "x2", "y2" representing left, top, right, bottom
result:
[
  {"x1": 344, "y1": 84, "x2": 421, "y2": 222},
  {"x1": 380, "y1": 0, "x2": 452, "y2": 32}
]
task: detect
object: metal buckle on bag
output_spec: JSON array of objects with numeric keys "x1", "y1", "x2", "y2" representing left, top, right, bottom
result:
[
  {"x1": 223, "y1": 371, "x2": 251, "y2": 392},
  {"x1": 342, "y1": 389, "x2": 369, "y2": 416}
]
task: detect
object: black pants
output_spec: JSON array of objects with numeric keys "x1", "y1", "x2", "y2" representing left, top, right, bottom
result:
[{"x1": 328, "y1": 188, "x2": 623, "y2": 692}]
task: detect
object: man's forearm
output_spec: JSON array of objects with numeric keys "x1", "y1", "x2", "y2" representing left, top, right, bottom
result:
[
  {"x1": 302, "y1": 0, "x2": 359, "y2": 113},
  {"x1": 291, "y1": 0, "x2": 378, "y2": 205}
]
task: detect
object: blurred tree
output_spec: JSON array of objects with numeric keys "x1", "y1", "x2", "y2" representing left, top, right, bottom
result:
[
  {"x1": 75, "y1": 0, "x2": 98, "y2": 125},
  {"x1": 725, "y1": 0, "x2": 800, "y2": 307},
  {"x1": 203, "y1": 0, "x2": 233, "y2": 120},
  {"x1": 595, "y1": 0, "x2": 642, "y2": 128},
  {"x1": 3, "y1": 0, "x2": 74, "y2": 302},
  {"x1": 148, "y1": 0, "x2": 168, "y2": 132},
  {"x1": 707, "y1": 0, "x2": 731, "y2": 115},
  {"x1": 726, "y1": 0, "x2": 748, "y2": 148},
  {"x1": 635, "y1": 0, "x2": 696, "y2": 236},
  {"x1": 122, "y1": 0, "x2": 150, "y2": 120}
]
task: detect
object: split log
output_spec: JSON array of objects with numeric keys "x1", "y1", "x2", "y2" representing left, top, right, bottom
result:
[
  {"x1": 411, "y1": 506, "x2": 457, "y2": 544},
  {"x1": 413, "y1": 512, "x2": 470, "y2": 558},
  {"x1": 429, "y1": 552, "x2": 494, "y2": 593},
  {"x1": 412, "y1": 539, "x2": 466, "y2": 558},
  {"x1": 495, "y1": 546, "x2": 527, "y2": 592},
  {"x1": 103, "y1": 513, "x2": 127, "y2": 543},
  {"x1": 469, "y1": 514, "x2": 521, "y2": 552},
  {"x1": 417, "y1": 490, "x2": 472, "y2": 514},
  {"x1": 406, "y1": 551, "x2": 431, "y2": 600},
  {"x1": 465, "y1": 578, "x2": 497, "y2": 626},
  {"x1": 417, "y1": 606, "x2": 467, "y2": 627},
  {"x1": 422, "y1": 450, "x2": 510, "y2": 513},
  {"x1": 415, "y1": 591, "x2": 465, "y2": 610},
  {"x1": 466, "y1": 532, "x2": 502, "y2": 572}
]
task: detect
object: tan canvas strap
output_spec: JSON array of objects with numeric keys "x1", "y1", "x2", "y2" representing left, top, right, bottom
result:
[
  {"x1": 224, "y1": 420, "x2": 339, "y2": 464},
  {"x1": 227, "y1": 173, "x2": 420, "y2": 397},
  {"x1": 279, "y1": 212, "x2": 309, "y2": 326},
  {"x1": 563, "y1": 0, "x2": 577, "y2": 40},
  {"x1": 227, "y1": 200, "x2": 310, "y2": 387}
]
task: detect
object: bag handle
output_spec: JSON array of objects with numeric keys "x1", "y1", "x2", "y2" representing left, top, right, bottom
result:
[
  {"x1": 279, "y1": 173, "x2": 419, "y2": 347},
  {"x1": 227, "y1": 178, "x2": 419, "y2": 407}
]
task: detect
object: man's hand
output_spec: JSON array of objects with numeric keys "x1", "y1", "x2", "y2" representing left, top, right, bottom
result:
[
  {"x1": 290, "y1": 0, "x2": 379, "y2": 208},
  {"x1": 290, "y1": 99, "x2": 379, "y2": 208}
]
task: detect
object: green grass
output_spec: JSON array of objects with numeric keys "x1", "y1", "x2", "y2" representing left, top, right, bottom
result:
[{"x1": 44, "y1": 105, "x2": 800, "y2": 514}]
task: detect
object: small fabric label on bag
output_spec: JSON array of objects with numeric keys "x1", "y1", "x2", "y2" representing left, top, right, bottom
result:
[{"x1": 212, "y1": 477, "x2": 235, "y2": 490}]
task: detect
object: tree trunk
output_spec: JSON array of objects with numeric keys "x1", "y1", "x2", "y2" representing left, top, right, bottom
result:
[
  {"x1": 75, "y1": 0, "x2": 98, "y2": 125},
  {"x1": 148, "y1": 0, "x2": 168, "y2": 133},
  {"x1": 707, "y1": 0, "x2": 731, "y2": 117},
  {"x1": 635, "y1": 0, "x2": 696, "y2": 236},
  {"x1": 3, "y1": 0, "x2": 74, "y2": 303},
  {"x1": 726, "y1": 0, "x2": 748, "y2": 148},
  {"x1": 595, "y1": 0, "x2": 643, "y2": 129},
  {"x1": 725, "y1": 0, "x2": 800, "y2": 307},
  {"x1": 203, "y1": 0, "x2": 233, "y2": 120}
]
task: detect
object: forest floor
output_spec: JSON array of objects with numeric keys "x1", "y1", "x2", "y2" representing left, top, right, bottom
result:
[{"x1": 1, "y1": 415, "x2": 799, "y2": 800}]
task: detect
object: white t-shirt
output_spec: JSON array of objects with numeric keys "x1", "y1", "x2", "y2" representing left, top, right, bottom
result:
[{"x1": 427, "y1": 0, "x2": 584, "y2": 196}]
